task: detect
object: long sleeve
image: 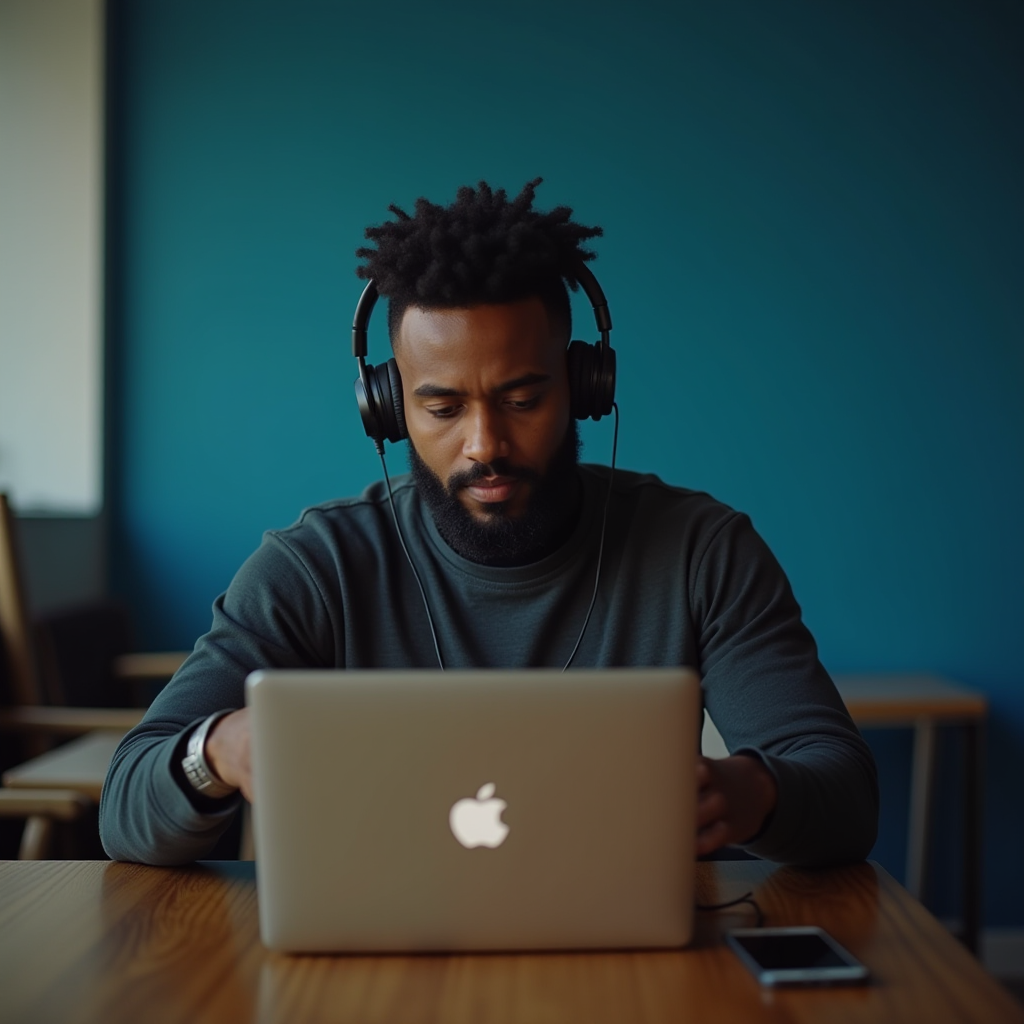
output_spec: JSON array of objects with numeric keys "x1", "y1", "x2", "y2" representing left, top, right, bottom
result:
[
  {"x1": 692, "y1": 512, "x2": 879, "y2": 865},
  {"x1": 99, "y1": 531, "x2": 338, "y2": 864},
  {"x1": 100, "y1": 471, "x2": 880, "y2": 867}
]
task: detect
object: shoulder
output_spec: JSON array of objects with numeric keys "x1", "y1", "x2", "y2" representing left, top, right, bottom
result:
[
  {"x1": 227, "y1": 477, "x2": 416, "y2": 590},
  {"x1": 580, "y1": 465, "x2": 782, "y2": 593},
  {"x1": 580, "y1": 464, "x2": 744, "y2": 540},
  {"x1": 264, "y1": 476, "x2": 416, "y2": 550}
]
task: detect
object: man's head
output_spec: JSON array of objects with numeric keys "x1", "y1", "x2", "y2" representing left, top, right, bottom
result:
[
  {"x1": 356, "y1": 178, "x2": 602, "y2": 349},
  {"x1": 356, "y1": 179, "x2": 602, "y2": 565}
]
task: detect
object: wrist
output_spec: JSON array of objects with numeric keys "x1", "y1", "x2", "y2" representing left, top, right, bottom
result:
[
  {"x1": 736, "y1": 753, "x2": 778, "y2": 842},
  {"x1": 181, "y1": 711, "x2": 238, "y2": 799},
  {"x1": 754, "y1": 763, "x2": 778, "y2": 838}
]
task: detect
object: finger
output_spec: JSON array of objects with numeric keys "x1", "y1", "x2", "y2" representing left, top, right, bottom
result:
[
  {"x1": 239, "y1": 756, "x2": 253, "y2": 804},
  {"x1": 695, "y1": 818, "x2": 730, "y2": 857},
  {"x1": 696, "y1": 788, "x2": 727, "y2": 829}
]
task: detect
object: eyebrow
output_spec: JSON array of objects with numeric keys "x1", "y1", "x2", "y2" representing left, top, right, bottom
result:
[{"x1": 412, "y1": 373, "x2": 551, "y2": 398}]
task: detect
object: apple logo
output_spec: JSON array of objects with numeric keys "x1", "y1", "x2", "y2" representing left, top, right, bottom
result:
[{"x1": 449, "y1": 783, "x2": 510, "y2": 849}]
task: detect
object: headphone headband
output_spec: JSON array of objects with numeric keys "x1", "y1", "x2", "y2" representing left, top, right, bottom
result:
[
  {"x1": 353, "y1": 265, "x2": 611, "y2": 357},
  {"x1": 352, "y1": 279, "x2": 379, "y2": 360},
  {"x1": 353, "y1": 263, "x2": 616, "y2": 450},
  {"x1": 573, "y1": 262, "x2": 613, "y2": 338}
]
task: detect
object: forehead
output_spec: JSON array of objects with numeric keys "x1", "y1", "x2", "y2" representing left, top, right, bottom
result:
[{"x1": 394, "y1": 299, "x2": 563, "y2": 379}]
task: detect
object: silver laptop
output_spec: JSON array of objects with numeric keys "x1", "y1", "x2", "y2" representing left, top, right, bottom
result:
[{"x1": 246, "y1": 667, "x2": 700, "y2": 953}]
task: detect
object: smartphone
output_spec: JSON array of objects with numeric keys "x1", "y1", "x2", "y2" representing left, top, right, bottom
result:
[{"x1": 725, "y1": 927, "x2": 870, "y2": 987}]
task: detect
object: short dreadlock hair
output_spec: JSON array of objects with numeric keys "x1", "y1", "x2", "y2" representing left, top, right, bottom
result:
[{"x1": 356, "y1": 178, "x2": 603, "y2": 345}]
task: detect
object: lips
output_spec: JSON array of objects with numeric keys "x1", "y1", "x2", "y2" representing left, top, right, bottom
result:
[{"x1": 463, "y1": 476, "x2": 520, "y2": 504}]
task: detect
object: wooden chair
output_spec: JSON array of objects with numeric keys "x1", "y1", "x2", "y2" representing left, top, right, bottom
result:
[
  {"x1": 0, "y1": 788, "x2": 91, "y2": 859},
  {"x1": 0, "y1": 493, "x2": 186, "y2": 857},
  {"x1": 0, "y1": 492, "x2": 148, "y2": 735}
]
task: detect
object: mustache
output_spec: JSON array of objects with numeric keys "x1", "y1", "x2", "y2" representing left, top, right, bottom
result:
[{"x1": 447, "y1": 459, "x2": 541, "y2": 493}]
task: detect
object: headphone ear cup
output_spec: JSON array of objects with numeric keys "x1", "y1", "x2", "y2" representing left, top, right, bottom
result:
[
  {"x1": 367, "y1": 359, "x2": 406, "y2": 444},
  {"x1": 383, "y1": 358, "x2": 407, "y2": 441},
  {"x1": 592, "y1": 344, "x2": 616, "y2": 420},
  {"x1": 567, "y1": 340, "x2": 616, "y2": 421},
  {"x1": 355, "y1": 370, "x2": 382, "y2": 443},
  {"x1": 567, "y1": 340, "x2": 589, "y2": 420}
]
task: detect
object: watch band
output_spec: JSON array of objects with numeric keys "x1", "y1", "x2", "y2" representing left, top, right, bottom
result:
[{"x1": 181, "y1": 710, "x2": 238, "y2": 799}]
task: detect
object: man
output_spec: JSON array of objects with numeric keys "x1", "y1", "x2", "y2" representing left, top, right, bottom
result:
[{"x1": 99, "y1": 179, "x2": 878, "y2": 866}]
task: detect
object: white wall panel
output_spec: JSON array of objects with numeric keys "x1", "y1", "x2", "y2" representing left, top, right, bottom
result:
[{"x1": 0, "y1": 0, "x2": 104, "y2": 513}]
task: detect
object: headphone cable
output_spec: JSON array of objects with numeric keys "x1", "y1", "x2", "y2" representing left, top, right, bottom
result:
[
  {"x1": 561, "y1": 402, "x2": 618, "y2": 670},
  {"x1": 380, "y1": 453, "x2": 446, "y2": 670}
]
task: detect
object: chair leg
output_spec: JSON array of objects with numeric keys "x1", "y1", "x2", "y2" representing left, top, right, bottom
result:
[
  {"x1": 19, "y1": 815, "x2": 53, "y2": 860},
  {"x1": 906, "y1": 718, "x2": 937, "y2": 901}
]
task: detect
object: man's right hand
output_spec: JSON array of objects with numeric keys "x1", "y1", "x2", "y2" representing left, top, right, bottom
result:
[{"x1": 204, "y1": 708, "x2": 253, "y2": 802}]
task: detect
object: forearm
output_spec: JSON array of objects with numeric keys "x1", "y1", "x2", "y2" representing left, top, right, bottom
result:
[
  {"x1": 696, "y1": 753, "x2": 779, "y2": 857},
  {"x1": 738, "y1": 738, "x2": 879, "y2": 866},
  {"x1": 100, "y1": 524, "x2": 341, "y2": 863},
  {"x1": 99, "y1": 642, "x2": 248, "y2": 864},
  {"x1": 99, "y1": 724, "x2": 241, "y2": 865}
]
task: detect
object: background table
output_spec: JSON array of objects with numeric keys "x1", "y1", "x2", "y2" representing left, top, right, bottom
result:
[
  {"x1": 835, "y1": 673, "x2": 987, "y2": 952},
  {"x1": 1, "y1": 729, "x2": 123, "y2": 801},
  {"x1": 0, "y1": 859, "x2": 1020, "y2": 1024}
]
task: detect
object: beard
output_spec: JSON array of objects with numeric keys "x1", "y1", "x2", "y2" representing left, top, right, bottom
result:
[{"x1": 409, "y1": 420, "x2": 582, "y2": 567}]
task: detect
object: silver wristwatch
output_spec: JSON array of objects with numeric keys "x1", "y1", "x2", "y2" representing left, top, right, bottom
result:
[{"x1": 181, "y1": 711, "x2": 238, "y2": 799}]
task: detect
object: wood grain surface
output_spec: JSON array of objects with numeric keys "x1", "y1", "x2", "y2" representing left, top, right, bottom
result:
[{"x1": 0, "y1": 860, "x2": 1019, "y2": 1024}]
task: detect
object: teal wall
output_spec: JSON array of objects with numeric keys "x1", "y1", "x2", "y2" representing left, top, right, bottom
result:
[{"x1": 106, "y1": 0, "x2": 1023, "y2": 925}]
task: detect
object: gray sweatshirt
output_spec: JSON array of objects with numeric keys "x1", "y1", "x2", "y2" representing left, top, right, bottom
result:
[{"x1": 99, "y1": 465, "x2": 878, "y2": 866}]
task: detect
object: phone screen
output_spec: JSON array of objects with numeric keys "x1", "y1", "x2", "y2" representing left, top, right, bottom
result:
[
  {"x1": 726, "y1": 928, "x2": 869, "y2": 986},
  {"x1": 731, "y1": 932, "x2": 848, "y2": 969}
]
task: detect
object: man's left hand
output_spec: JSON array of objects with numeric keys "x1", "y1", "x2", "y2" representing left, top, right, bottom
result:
[{"x1": 695, "y1": 754, "x2": 778, "y2": 857}]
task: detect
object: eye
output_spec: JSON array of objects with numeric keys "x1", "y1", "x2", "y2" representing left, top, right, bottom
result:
[
  {"x1": 505, "y1": 395, "x2": 541, "y2": 411},
  {"x1": 426, "y1": 405, "x2": 459, "y2": 419}
]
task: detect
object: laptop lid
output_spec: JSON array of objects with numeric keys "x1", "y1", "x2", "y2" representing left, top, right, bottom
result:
[{"x1": 247, "y1": 667, "x2": 700, "y2": 953}]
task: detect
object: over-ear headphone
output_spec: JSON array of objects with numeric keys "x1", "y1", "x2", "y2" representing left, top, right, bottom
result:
[{"x1": 352, "y1": 263, "x2": 616, "y2": 452}]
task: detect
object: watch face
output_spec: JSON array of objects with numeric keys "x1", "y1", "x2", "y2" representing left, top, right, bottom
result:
[
  {"x1": 183, "y1": 753, "x2": 206, "y2": 788},
  {"x1": 181, "y1": 715, "x2": 237, "y2": 797}
]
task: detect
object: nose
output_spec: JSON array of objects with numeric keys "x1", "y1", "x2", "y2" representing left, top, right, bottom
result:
[{"x1": 462, "y1": 403, "x2": 510, "y2": 465}]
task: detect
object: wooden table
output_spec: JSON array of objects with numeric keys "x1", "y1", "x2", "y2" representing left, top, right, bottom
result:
[
  {"x1": 0, "y1": 859, "x2": 1019, "y2": 1024},
  {"x1": 1, "y1": 730, "x2": 124, "y2": 802},
  {"x1": 835, "y1": 674, "x2": 987, "y2": 952},
  {"x1": 1, "y1": 731, "x2": 125, "y2": 857}
]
